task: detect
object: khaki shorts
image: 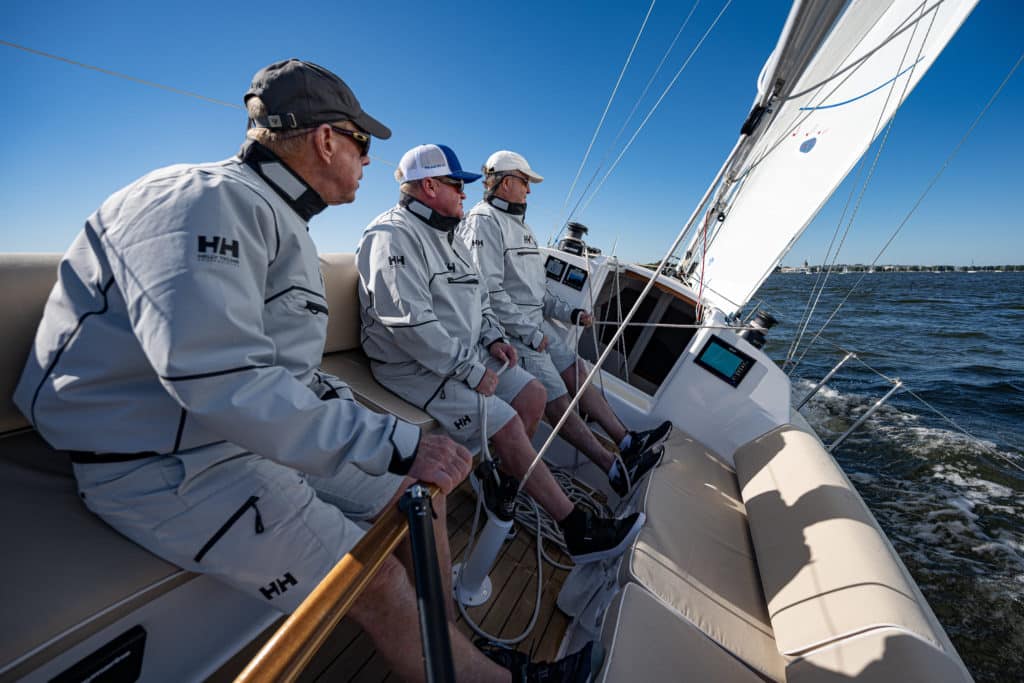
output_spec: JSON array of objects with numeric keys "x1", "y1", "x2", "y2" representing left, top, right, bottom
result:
[
  {"x1": 74, "y1": 450, "x2": 404, "y2": 614},
  {"x1": 513, "y1": 321, "x2": 578, "y2": 402},
  {"x1": 373, "y1": 352, "x2": 535, "y2": 449}
]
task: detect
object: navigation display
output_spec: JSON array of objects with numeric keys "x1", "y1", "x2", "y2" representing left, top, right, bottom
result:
[
  {"x1": 694, "y1": 335, "x2": 755, "y2": 387},
  {"x1": 563, "y1": 266, "x2": 588, "y2": 291},
  {"x1": 545, "y1": 256, "x2": 567, "y2": 281}
]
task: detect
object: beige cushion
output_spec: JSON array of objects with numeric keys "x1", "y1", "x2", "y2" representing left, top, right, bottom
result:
[
  {"x1": 320, "y1": 252, "x2": 361, "y2": 353},
  {"x1": 0, "y1": 254, "x2": 61, "y2": 433},
  {"x1": 0, "y1": 430, "x2": 188, "y2": 672},
  {"x1": 735, "y1": 426, "x2": 941, "y2": 655},
  {"x1": 787, "y1": 627, "x2": 971, "y2": 682},
  {"x1": 319, "y1": 350, "x2": 435, "y2": 428},
  {"x1": 598, "y1": 583, "x2": 766, "y2": 682},
  {"x1": 622, "y1": 431, "x2": 786, "y2": 681}
]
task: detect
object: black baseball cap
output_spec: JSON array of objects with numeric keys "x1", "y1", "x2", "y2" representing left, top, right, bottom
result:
[{"x1": 245, "y1": 59, "x2": 391, "y2": 139}]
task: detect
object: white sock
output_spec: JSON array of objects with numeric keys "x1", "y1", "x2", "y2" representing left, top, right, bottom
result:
[{"x1": 619, "y1": 434, "x2": 632, "y2": 451}]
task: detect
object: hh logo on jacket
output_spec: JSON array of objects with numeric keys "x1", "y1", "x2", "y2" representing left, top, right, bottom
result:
[{"x1": 197, "y1": 235, "x2": 240, "y2": 266}]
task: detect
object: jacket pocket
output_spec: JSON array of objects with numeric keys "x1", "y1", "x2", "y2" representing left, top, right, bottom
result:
[{"x1": 193, "y1": 495, "x2": 264, "y2": 563}]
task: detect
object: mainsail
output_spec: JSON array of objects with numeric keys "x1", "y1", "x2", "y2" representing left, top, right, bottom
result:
[{"x1": 683, "y1": 0, "x2": 978, "y2": 315}]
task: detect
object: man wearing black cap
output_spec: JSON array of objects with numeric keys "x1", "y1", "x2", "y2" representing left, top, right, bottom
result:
[{"x1": 15, "y1": 60, "x2": 602, "y2": 682}]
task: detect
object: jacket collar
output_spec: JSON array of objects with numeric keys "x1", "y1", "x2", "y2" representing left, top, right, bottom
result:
[
  {"x1": 486, "y1": 194, "x2": 527, "y2": 217},
  {"x1": 400, "y1": 193, "x2": 461, "y2": 233},
  {"x1": 240, "y1": 140, "x2": 327, "y2": 222}
]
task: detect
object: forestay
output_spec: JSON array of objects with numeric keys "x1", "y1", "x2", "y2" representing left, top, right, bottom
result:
[{"x1": 685, "y1": 0, "x2": 978, "y2": 315}]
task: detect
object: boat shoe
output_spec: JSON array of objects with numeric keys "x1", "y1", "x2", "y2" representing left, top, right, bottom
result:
[
  {"x1": 607, "y1": 444, "x2": 665, "y2": 497},
  {"x1": 562, "y1": 510, "x2": 645, "y2": 564},
  {"x1": 475, "y1": 639, "x2": 604, "y2": 682},
  {"x1": 621, "y1": 421, "x2": 672, "y2": 460}
]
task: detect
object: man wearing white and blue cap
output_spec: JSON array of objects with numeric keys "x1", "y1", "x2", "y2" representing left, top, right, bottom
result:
[{"x1": 359, "y1": 144, "x2": 645, "y2": 570}]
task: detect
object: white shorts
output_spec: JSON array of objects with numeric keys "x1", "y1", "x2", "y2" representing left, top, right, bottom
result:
[
  {"x1": 513, "y1": 321, "x2": 578, "y2": 402},
  {"x1": 372, "y1": 352, "x2": 535, "y2": 449},
  {"x1": 74, "y1": 450, "x2": 404, "y2": 613}
]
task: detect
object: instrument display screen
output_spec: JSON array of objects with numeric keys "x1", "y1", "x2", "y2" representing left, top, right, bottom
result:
[
  {"x1": 545, "y1": 256, "x2": 568, "y2": 281},
  {"x1": 694, "y1": 335, "x2": 755, "y2": 387},
  {"x1": 563, "y1": 266, "x2": 588, "y2": 291}
]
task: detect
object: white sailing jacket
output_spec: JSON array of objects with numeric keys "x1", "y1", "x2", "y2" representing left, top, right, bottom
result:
[
  {"x1": 14, "y1": 142, "x2": 420, "y2": 477},
  {"x1": 358, "y1": 197, "x2": 506, "y2": 390},
  {"x1": 458, "y1": 198, "x2": 575, "y2": 350}
]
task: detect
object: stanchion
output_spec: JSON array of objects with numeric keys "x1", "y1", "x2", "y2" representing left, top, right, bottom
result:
[{"x1": 400, "y1": 484, "x2": 455, "y2": 683}]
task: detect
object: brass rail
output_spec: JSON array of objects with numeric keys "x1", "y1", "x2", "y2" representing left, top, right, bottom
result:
[{"x1": 234, "y1": 483, "x2": 439, "y2": 682}]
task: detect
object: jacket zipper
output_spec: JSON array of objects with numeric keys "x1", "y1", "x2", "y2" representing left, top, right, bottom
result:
[
  {"x1": 447, "y1": 276, "x2": 479, "y2": 285},
  {"x1": 305, "y1": 300, "x2": 329, "y2": 315},
  {"x1": 194, "y1": 495, "x2": 264, "y2": 563}
]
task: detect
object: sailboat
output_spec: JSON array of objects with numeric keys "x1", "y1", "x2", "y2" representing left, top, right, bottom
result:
[{"x1": 0, "y1": 0, "x2": 999, "y2": 680}]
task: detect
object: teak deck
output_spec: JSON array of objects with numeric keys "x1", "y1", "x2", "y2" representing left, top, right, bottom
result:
[{"x1": 274, "y1": 480, "x2": 572, "y2": 682}]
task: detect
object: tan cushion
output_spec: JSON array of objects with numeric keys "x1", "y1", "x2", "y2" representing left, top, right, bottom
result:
[
  {"x1": 0, "y1": 254, "x2": 61, "y2": 433},
  {"x1": 320, "y1": 253, "x2": 361, "y2": 353},
  {"x1": 319, "y1": 350, "x2": 435, "y2": 428},
  {"x1": 622, "y1": 432, "x2": 786, "y2": 681},
  {"x1": 598, "y1": 583, "x2": 766, "y2": 682},
  {"x1": 735, "y1": 426, "x2": 941, "y2": 655},
  {"x1": 0, "y1": 431, "x2": 189, "y2": 672},
  {"x1": 787, "y1": 627, "x2": 971, "y2": 682}
]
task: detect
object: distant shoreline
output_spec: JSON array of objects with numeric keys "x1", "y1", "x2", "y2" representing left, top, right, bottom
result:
[{"x1": 775, "y1": 266, "x2": 1023, "y2": 273}]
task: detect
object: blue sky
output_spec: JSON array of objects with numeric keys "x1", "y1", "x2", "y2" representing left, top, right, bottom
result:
[{"x1": 3, "y1": 0, "x2": 1021, "y2": 266}]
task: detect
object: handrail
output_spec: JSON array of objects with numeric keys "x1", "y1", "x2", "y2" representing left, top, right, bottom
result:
[{"x1": 234, "y1": 483, "x2": 440, "y2": 683}]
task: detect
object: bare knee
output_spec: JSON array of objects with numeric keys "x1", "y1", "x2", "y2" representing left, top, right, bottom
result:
[
  {"x1": 349, "y1": 554, "x2": 413, "y2": 630},
  {"x1": 511, "y1": 379, "x2": 546, "y2": 428},
  {"x1": 560, "y1": 360, "x2": 587, "y2": 393},
  {"x1": 545, "y1": 393, "x2": 571, "y2": 423}
]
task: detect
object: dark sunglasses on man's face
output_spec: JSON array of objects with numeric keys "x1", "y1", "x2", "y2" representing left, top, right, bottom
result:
[
  {"x1": 329, "y1": 125, "x2": 371, "y2": 157},
  {"x1": 436, "y1": 176, "x2": 465, "y2": 193}
]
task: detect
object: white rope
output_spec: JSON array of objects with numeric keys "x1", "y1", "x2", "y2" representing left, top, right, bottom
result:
[
  {"x1": 575, "y1": 0, "x2": 733, "y2": 218},
  {"x1": 558, "y1": 0, "x2": 657, "y2": 223}
]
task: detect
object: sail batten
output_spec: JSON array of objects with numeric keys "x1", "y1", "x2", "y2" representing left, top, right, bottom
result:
[{"x1": 687, "y1": 0, "x2": 978, "y2": 316}]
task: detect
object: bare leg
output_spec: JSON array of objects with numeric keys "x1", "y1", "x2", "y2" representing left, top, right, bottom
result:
[
  {"x1": 544, "y1": 394, "x2": 615, "y2": 472},
  {"x1": 381, "y1": 477, "x2": 455, "y2": 622},
  {"x1": 491, "y1": 415, "x2": 574, "y2": 521},
  {"x1": 561, "y1": 360, "x2": 628, "y2": 444},
  {"x1": 509, "y1": 378, "x2": 546, "y2": 439},
  {"x1": 349, "y1": 555, "x2": 511, "y2": 682}
]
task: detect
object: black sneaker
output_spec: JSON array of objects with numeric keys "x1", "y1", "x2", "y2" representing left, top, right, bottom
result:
[
  {"x1": 562, "y1": 510, "x2": 645, "y2": 564},
  {"x1": 620, "y1": 421, "x2": 673, "y2": 460},
  {"x1": 476, "y1": 639, "x2": 604, "y2": 682},
  {"x1": 607, "y1": 444, "x2": 665, "y2": 497}
]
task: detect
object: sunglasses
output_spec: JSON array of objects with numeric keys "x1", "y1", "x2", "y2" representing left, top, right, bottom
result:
[
  {"x1": 328, "y1": 125, "x2": 371, "y2": 157},
  {"x1": 435, "y1": 176, "x2": 465, "y2": 193}
]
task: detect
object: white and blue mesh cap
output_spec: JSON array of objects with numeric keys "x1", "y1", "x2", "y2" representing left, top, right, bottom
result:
[{"x1": 397, "y1": 144, "x2": 482, "y2": 183}]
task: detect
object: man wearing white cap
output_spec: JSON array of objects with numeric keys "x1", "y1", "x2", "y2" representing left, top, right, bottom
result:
[
  {"x1": 459, "y1": 151, "x2": 671, "y2": 499},
  {"x1": 358, "y1": 144, "x2": 644, "y2": 567}
]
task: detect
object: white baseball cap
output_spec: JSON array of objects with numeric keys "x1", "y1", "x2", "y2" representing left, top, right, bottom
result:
[
  {"x1": 482, "y1": 150, "x2": 544, "y2": 183},
  {"x1": 397, "y1": 144, "x2": 482, "y2": 183}
]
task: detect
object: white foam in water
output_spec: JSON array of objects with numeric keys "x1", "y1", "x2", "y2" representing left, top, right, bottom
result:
[{"x1": 795, "y1": 380, "x2": 1024, "y2": 604}]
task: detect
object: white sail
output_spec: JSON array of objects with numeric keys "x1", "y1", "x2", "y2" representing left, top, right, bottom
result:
[{"x1": 688, "y1": 0, "x2": 978, "y2": 315}]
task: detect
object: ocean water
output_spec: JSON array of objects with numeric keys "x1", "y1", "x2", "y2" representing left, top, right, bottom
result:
[{"x1": 754, "y1": 271, "x2": 1024, "y2": 682}]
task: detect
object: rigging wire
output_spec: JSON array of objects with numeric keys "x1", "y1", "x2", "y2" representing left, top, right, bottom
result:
[
  {"x1": 575, "y1": 0, "x2": 734, "y2": 220},
  {"x1": 557, "y1": 0, "x2": 657, "y2": 230},
  {"x1": 0, "y1": 38, "x2": 399, "y2": 168},
  {"x1": 787, "y1": 48, "x2": 1024, "y2": 375},
  {"x1": 784, "y1": 3, "x2": 936, "y2": 371},
  {"x1": 557, "y1": 0, "x2": 702, "y2": 239},
  {"x1": 0, "y1": 39, "x2": 244, "y2": 110}
]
